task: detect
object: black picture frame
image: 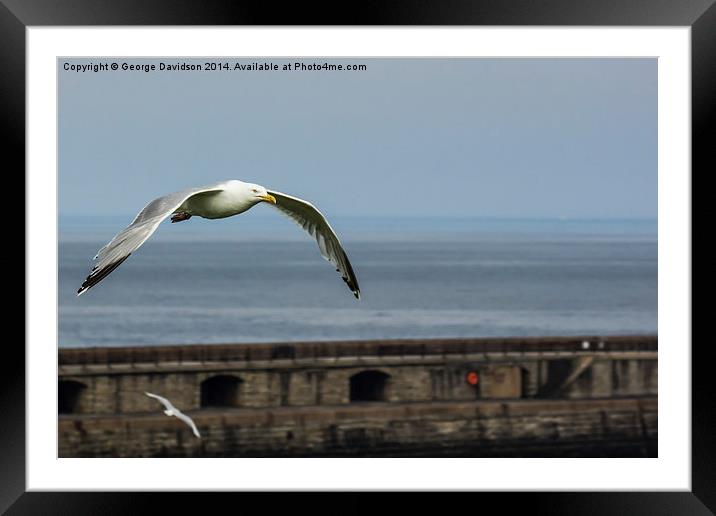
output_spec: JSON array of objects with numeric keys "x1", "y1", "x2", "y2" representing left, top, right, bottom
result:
[{"x1": 7, "y1": 0, "x2": 709, "y2": 513}]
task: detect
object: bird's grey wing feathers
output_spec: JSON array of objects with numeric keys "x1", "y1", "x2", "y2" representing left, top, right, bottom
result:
[
  {"x1": 77, "y1": 184, "x2": 225, "y2": 296},
  {"x1": 267, "y1": 190, "x2": 360, "y2": 299},
  {"x1": 144, "y1": 391, "x2": 175, "y2": 411},
  {"x1": 175, "y1": 411, "x2": 201, "y2": 438}
]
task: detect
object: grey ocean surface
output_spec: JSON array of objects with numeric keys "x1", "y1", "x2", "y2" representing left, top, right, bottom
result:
[{"x1": 59, "y1": 217, "x2": 657, "y2": 348}]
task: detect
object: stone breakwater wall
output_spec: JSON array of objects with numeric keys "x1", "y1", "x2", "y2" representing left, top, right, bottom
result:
[{"x1": 58, "y1": 335, "x2": 657, "y2": 457}]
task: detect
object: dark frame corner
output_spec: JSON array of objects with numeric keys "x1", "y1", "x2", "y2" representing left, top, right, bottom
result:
[{"x1": 7, "y1": 0, "x2": 710, "y2": 513}]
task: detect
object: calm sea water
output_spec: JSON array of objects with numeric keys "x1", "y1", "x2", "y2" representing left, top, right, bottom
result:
[{"x1": 58, "y1": 218, "x2": 657, "y2": 347}]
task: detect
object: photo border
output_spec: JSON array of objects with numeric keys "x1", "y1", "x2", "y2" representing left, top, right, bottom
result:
[{"x1": 7, "y1": 0, "x2": 709, "y2": 512}]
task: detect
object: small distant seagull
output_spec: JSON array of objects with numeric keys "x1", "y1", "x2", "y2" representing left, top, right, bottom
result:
[
  {"x1": 76, "y1": 180, "x2": 360, "y2": 299},
  {"x1": 144, "y1": 391, "x2": 201, "y2": 438}
]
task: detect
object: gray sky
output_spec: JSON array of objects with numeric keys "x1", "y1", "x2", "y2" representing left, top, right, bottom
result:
[{"x1": 59, "y1": 58, "x2": 656, "y2": 220}]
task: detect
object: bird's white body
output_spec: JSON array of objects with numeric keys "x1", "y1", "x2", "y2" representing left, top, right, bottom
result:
[{"x1": 179, "y1": 180, "x2": 259, "y2": 219}]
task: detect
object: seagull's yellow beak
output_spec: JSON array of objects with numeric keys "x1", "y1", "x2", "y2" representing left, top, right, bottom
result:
[{"x1": 260, "y1": 194, "x2": 277, "y2": 204}]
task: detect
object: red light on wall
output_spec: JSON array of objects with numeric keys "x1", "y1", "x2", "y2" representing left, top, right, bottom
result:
[{"x1": 466, "y1": 371, "x2": 479, "y2": 386}]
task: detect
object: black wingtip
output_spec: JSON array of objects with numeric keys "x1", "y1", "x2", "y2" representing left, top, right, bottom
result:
[
  {"x1": 76, "y1": 254, "x2": 132, "y2": 296},
  {"x1": 340, "y1": 249, "x2": 361, "y2": 300}
]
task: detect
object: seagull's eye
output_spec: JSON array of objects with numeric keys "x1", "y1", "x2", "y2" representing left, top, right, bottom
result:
[{"x1": 251, "y1": 189, "x2": 258, "y2": 193}]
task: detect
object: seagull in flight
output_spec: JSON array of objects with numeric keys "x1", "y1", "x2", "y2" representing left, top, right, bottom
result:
[
  {"x1": 76, "y1": 180, "x2": 360, "y2": 298},
  {"x1": 144, "y1": 391, "x2": 201, "y2": 438}
]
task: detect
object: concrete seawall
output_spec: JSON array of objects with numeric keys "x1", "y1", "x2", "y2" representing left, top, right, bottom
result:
[{"x1": 58, "y1": 335, "x2": 657, "y2": 457}]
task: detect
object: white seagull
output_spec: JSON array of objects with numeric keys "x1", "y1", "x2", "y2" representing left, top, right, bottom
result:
[
  {"x1": 144, "y1": 391, "x2": 201, "y2": 438},
  {"x1": 76, "y1": 180, "x2": 360, "y2": 298}
]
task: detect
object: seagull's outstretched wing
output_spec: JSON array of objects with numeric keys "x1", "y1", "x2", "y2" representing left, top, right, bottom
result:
[
  {"x1": 77, "y1": 184, "x2": 225, "y2": 296},
  {"x1": 175, "y1": 411, "x2": 202, "y2": 438},
  {"x1": 144, "y1": 391, "x2": 176, "y2": 411},
  {"x1": 145, "y1": 392, "x2": 200, "y2": 438},
  {"x1": 267, "y1": 190, "x2": 360, "y2": 299}
]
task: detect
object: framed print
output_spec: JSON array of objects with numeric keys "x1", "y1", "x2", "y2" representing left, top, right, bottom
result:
[{"x1": 7, "y1": 0, "x2": 710, "y2": 512}]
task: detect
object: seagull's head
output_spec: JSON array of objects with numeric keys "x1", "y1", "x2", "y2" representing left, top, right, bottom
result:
[{"x1": 244, "y1": 183, "x2": 276, "y2": 205}]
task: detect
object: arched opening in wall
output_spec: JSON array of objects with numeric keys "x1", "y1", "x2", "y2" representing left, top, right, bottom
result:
[
  {"x1": 58, "y1": 380, "x2": 87, "y2": 414},
  {"x1": 349, "y1": 370, "x2": 390, "y2": 402},
  {"x1": 200, "y1": 375, "x2": 242, "y2": 408},
  {"x1": 538, "y1": 359, "x2": 573, "y2": 398},
  {"x1": 520, "y1": 368, "x2": 531, "y2": 398}
]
